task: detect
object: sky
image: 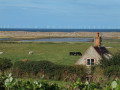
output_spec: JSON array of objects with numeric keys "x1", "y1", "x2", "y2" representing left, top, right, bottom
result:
[{"x1": 0, "y1": 0, "x2": 120, "y2": 29}]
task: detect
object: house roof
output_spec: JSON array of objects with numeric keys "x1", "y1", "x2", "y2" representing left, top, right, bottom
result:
[
  {"x1": 94, "y1": 47, "x2": 108, "y2": 55},
  {"x1": 94, "y1": 46, "x2": 112, "y2": 58}
]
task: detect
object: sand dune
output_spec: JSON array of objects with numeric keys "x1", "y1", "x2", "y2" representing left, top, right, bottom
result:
[{"x1": 0, "y1": 31, "x2": 120, "y2": 39}]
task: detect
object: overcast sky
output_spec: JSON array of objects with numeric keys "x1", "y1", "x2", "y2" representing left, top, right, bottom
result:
[{"x1": 0, "y1": 0, "x2": 120, "y2": 29}]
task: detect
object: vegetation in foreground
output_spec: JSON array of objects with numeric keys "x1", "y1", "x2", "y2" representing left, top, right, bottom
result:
[
  {"x1": 93, "y1": 52, "x2": 120, "y2": 79},
  {"x1": 0, "y1": 73, "x2": 120, "y2": 90},
  {"x1": 13, "y1": 60, "x2": 86, "y2": 81}
]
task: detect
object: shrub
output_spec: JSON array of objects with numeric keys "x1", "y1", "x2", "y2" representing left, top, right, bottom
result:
[
  {"x1": 0, "y1": 58, "x2": 13, "y2": 75},
  {"x1": 0, "y1": 73, "x2": 62, "y2": 90},
  {"x1": 1, "y1": 73, "x2": 120, "y2": 90},
  {"x1": 13, "y1": 60, "x2": 86, "y2": 81},
  {"x1": 98, "y1": 52, "x2": 120, "y2": 77}
]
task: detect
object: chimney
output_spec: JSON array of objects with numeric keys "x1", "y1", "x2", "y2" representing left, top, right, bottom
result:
[{"x1": 94, "y1": 32, "x2": 101, "y2": 47}]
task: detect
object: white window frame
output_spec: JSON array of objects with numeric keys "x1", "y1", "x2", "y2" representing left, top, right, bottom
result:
[{"x1": 86, "y1": 58, "x2": 95, "y2": 66}]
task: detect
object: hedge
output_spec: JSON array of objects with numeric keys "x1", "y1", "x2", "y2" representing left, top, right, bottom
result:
[{"x1": 13, "y1": 60, "x2": 86, "y2": 81}]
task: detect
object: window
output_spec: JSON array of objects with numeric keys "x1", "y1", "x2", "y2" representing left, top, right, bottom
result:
[
  {"x1": 86, "y1": 59, "x2": 94, "y2": 66},
  {"x1": 91, "y1": 59, "x2": 94, "y2": 65},
  {"x1": 87, "y1": 59, "x2": 90, "y2": 65}
]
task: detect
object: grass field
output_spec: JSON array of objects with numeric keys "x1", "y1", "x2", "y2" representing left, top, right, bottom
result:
[
  {"x1": 0, "y1": 41, "x2": 120, "y2": 65},
  {"x1": 103, "y1": 38, "x2": 120, "y2": 42}
]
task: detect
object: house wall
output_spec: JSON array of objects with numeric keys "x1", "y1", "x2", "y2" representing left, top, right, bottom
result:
[{"x1": 75, "y1": 46, "x2": 102, "y2": 66}]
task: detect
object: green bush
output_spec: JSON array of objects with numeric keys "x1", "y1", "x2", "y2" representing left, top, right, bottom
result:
[
  {"x1": 0, "y1": 58, "x2": 13, "y2": 75},
  {"x1": 99, "y1": 52, "x2": 120, "y2": 77},
  {"x1": 13, "y1": 60, "x2": 86, "y2": 81},
  {"x1": 0, "y1": 73, "x2": 62, "y2": 90},
  {"x1": 1, "y1": 74, "x2": 120, "y2": 90}
]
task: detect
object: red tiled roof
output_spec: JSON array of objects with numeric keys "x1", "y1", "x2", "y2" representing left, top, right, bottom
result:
[{"x1": 94, "y1": 46, "x2": 111, "y2": 56}]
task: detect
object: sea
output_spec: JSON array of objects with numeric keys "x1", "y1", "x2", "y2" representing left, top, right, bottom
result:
[{"x1": 0, "y1": 28, "x2": 120, "y2": 32}]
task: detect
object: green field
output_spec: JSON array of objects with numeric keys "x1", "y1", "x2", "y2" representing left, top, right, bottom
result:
[{"x1": 0, "y1": 41, "x2": 120, "y2": 65}]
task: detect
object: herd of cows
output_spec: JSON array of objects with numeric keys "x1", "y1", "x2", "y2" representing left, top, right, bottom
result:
[{"x1": 69, "y1": 52, "x2": 82, "y2": 56}]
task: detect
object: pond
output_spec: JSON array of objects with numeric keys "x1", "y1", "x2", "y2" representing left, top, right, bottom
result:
[{"x1": 21, "y1": 38, "x2": 94, "y2": 42}]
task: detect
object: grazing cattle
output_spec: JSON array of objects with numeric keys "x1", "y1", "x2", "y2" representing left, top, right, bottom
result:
[
  {"x1": 69, "y1": 52, "x2": 82, "y2": 56},
  {"x1": 29, "y1": 51, "x2": 34, "y2": 55},
  {"x1": 76, "y1": 52, "x2": 82, "y2": 56},
  {"x1": 69, "y1": 52, "x2": 76, "y2": 56},
  {"x1": 0, "y1": 52, "x2": 4, "y2": 54}
]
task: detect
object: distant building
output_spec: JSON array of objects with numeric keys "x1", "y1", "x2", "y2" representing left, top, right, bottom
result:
[{"x1": 75, "y1": 32, "x2": 112, "y2": 67}]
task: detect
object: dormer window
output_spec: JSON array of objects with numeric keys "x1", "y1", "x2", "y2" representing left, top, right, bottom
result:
[{"x1": 86, "y1": 59, "x2": 94, "y2": 66}]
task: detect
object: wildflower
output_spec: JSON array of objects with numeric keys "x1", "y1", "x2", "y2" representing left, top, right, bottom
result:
[
  {"x1": 8, "y1": 73, "x2": 12, "y2": 77},
  {"x1": 34, "y1": 81, "x2": 38, "y2": 85},
  {"x1": 111, "y1": 81, "x2": 117, "y2": 89}
]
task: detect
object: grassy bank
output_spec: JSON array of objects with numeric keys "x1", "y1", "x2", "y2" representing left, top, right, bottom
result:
[{"x1": 0, "y1": 42, "x2": 120, "y2": 65}]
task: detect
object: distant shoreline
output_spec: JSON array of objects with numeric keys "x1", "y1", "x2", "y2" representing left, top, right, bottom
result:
[
  {"x1": 0, "y1": 28, "x2": 120, "y2": 32},
  {"x1": 0, "y1": 31, "x2": 120, "y2": 39}
]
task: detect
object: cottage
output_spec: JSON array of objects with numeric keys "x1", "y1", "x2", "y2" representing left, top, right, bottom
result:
[{"x1": 75, "y1": 32, "x2": 112, "y2": 67}]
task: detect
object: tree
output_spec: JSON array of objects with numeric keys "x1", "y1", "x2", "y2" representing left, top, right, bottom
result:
[{"x1": 0, "y1": 58, "x2": 13, "y2": 75}]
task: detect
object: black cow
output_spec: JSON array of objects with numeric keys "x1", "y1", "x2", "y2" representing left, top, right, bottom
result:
[
  {"x1": 76, "y1": 52, "x2": 82, "y2": 56},
  {"x1": 69, "y1": 52, "x2": 76, "y2": 56},
  {"x1": 69, "y1": 52, "x2": 82, "y2": 56}
]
